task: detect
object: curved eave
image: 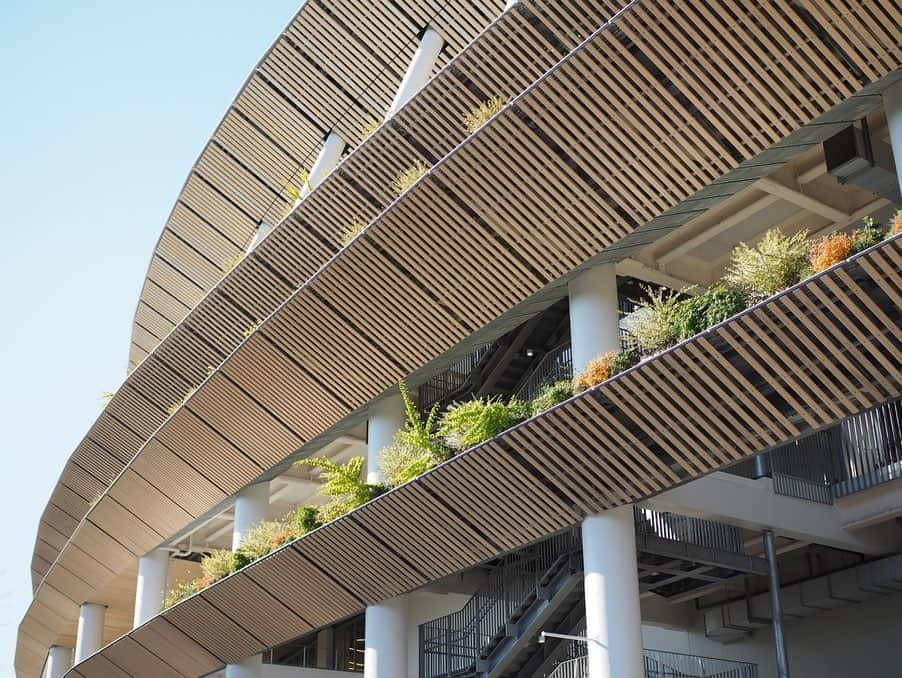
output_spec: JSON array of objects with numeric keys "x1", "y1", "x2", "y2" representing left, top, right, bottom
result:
[
  {"x1": 18, "y1": 0, "x2": 902, "y2": 675},
  {"x1": 27, "y1": 0, "x2": 625, "y2": 600},
  {"x1": 127, "y1": 0, "x2": 506, "y2": 371},
  {"x1": 67, "y1": 241, "x2": 902, "y2": 677}
]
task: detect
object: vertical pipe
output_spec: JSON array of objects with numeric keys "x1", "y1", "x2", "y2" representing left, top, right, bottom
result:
[
  {"x1": 763, "y1": 529, "x2": 791, "y2": 678},
  {"x1": 753, "y1": 452, "x2": 769, "y2": 479}
]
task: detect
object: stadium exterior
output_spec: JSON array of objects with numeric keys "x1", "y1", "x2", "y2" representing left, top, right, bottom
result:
[{"x1": 16, "y1": 2, "x2": 902, "y2": 678}]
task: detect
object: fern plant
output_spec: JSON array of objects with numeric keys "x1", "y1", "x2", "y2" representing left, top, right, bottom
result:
[
  {"x1": 438, "y1": 396, "x2": 529, "y2": 452},
  {"x1": 297, "y1": 456, "x2": 384, "y2": 522},
  {"x1": 379, "y1": 381, "x2": 448, "y2": 486}
]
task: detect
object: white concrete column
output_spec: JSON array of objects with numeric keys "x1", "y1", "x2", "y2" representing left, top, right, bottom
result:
[
  {"x1": 568, "y1": 264, "x2": 620, "y2": 376},
  {"x1": 133, "y1": 549, "x2": 169, "y2": 627},
  {"x1": 885, "y1": 79, "x2": 902, "y2": 193},
  {"x1": 364, "y1": 596, "x2": 408, "y2": 678},
  {"x1": 386, "y1": 27, "x2": 444, "y2": 117},
  {"x1": 232, "y1": 482, "x2": 270, "y2": 551},
  {"x1": 367, "y1": 393, "x2": 406, "y2": 485},
  {"x1": 225, "y1": 653, "x2": 262, "y2": 678},
  {"x1": 74, "y1": 603, "x2": 105, "y2": 664},
  {"x1": 582, "y1": 507, "x2": 644, "y2": 678},
  {"x1": 301, "y1": 131, "x2": 347, "y2": 199},
  {"x1": 44, "y1": 646, "x2": 72, "y2": 678}
]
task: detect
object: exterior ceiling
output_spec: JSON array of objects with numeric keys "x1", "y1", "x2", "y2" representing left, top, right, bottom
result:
[
  {"x1": 63, "y1": 241, "x2": 902, "y2": 677},
  {"x1": 17, "y1": 0, "x2": 902, "y2": 676}
]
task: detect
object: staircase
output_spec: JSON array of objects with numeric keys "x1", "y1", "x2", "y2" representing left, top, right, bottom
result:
[{"x1": 547, "y1": 650, "x2": 758, "y2": 678}]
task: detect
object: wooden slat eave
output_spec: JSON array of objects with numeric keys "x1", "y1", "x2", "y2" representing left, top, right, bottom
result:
[
  {"x1": 126, "y1": 0, "x2": 508, "y2": 370},
  {"x1": 17, "y1": 0, "x2": 901, "y2": 674},
  {"x1": 59, "y1": 241, "x2": 902, "y2": 678}
]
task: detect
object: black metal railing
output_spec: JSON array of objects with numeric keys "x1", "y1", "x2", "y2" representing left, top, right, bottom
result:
[
  {"x1": 419, "y1": 343, "x2": 496, "y2": 410},
  {"x1": 728, "y1": 400, "x2": 901, "y2": 502},
  {"x1": 635, "y1": 508, "x2": 745, "y2": 555},
  {"x1": 419, "y1": 530, "x2": 580, "y2": 678},
  {"x1": 517, "y1": 343, "x2": 573, "y2": 402}
]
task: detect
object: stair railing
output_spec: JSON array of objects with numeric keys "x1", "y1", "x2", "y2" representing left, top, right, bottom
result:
[
  {"x1": 516, "y1": 342, "x2": 572, "y2": 402},
  {"x1": 419, "y1": 530, "x2": 580, "y2": 678}
]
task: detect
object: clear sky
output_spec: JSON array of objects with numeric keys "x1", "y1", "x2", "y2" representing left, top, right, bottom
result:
[{"x1": 0, "y1": 1, "x2": 300, "y2": 673}]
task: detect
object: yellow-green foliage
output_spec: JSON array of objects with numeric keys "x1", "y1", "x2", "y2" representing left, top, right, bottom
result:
[
  {"x1": 391, "y1": 160, "x2": 428, "y2": 195},
  {"x1": 530, "y1": 381, "x2": 573, "y2": 416},
  {"x1": 297, "y1": 456, "x2": 384, "y2": 523},
  {"x1": 100, "y1": 391, "x2": 115, "y2": 408},
  {"x1": 340, "y1": 218, "x2": 367, "y2": 246},
  {"x1": 379, "y1": 381, "x2": 448, "y2": 487},
  {"x1": 167, "y1": 386, "x2": 198, "y2": 415},
  {"x1": 463, "y1": 96, "x2": 507, "y2": 134},
  {"x1": 243, "y1": 322, "x2": 261, "y2": 338},
  {"x1": 625, "y1": 287, "x2": 683, "y2": 354},
  {"x1": 200, "y1": 550, "x2": 237, "y2": 584},
  {"x1": 235, "y1": 520, "x2": 287, "y2": 562},
  {"x1": 360, "y1": 115, "x2": 381, "y2": 139},
  {"x1": 724, "y1": 228, "x2": 810, "y2": 301},
  {"x1": 439, "y1": 396, "x2": 530, "y2": 452},
  {"x1": 163, "y1": 578, "x2": 204, "y2": 609}
]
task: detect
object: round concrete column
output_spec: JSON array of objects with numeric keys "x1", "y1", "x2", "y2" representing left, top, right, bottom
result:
[
  {"x1": 364, "y1": 596, "x2": 408, "y2": 678},
  {"x1": 232, "y1": 482, "x2": 270, "y2": 551},
  {"x1": 367, "y1": 393, "x2": 406, "y2": 485},
  {"x1": 45, "y1": 646, "x2": 72, "y2": 678},
  {"x1": 568, "y1": 264, "x2": 620, "y2": 376},
  {"x1": 884, "y1": 80, "x2": 902, "y2": 193},
  {"x1": 386, "y1": 27, "x2": 444, "y2": 117},
  {"x1": 301, "y1": 131, "x2": 347, "y2": 199},
  {"x1": 133, "y1": 549, "x2": 169, "y2": 627},
  {"x1": 582, "y1": 507, "x2": 644, "y2": 678},
  {"x1": 225, "y1": 653, "x2": 262, "y2": 678},
  {"x1": 74, "y1": 602, "x2": 106, "y2": 664}
]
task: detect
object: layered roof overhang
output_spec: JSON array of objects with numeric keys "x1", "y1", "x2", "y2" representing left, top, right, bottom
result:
[
  {"x1": 19, "y1": 0, "x2": 902, "y2": 675},
  {"x1": 66, "y1": 239, "x2": 902, "y2": 677}
]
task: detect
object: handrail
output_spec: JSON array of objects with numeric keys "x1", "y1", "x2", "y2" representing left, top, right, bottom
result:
[
  {"x1": 636, "y1": 508, "x2": 745, "y2": 555},
  {"x1": 419, "y1": 529, "x2": 580, "y2": 678},
  {"x1": 547, "y1": 649, "x2": 759, "y2": 678},
  {"x1": 517, "y1": 342, "x2": 573, "y2": 402}
]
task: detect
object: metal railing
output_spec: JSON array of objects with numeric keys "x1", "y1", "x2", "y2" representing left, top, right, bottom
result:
[
  {"x1": 419, "y1": 530, "x2": 580, "y2": 678},
  {"x1": 547, "y1": 650, "x2": 758, "y2": 678},
  {"x1": 727, "y1": 400, "x2": 901, "y2": 502},
  {"x1": 419, "y1": 343, "x2": 496, "y2": 410},
  {"x1": 636, "y1": 508, "x2": 745, "y2": 555},
  {"x1": 517, "y1": 343, "x2": 573, "y2": 402}
]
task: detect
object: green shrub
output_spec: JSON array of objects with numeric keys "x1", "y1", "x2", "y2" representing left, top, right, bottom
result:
[
  {"x1": 438, "y1": 396, "x2": 529, "y2": 452},
  {"x1": 724, "y1": 228, "x2": 810, "y2": 301},
  {"x1": 625, "y1": 286, "x2": 682, "y2": 354},
  {"x1": 531, "y1": 380, "x2": 573, "y2": 416},
  {"x1": 379, "y1": 381, "x2": 449, "y2": 486},
  {"x1": 200, "y1": 550, "x2": 237, "y2": 584},
  {"x1": 672, "y1": 285, "x2": 748, "y2": 341},
  {"x1": 850, "y1": 217, "x2": 887, "y2": 254},
  {"x1": 286, "y1": 505, "x2": 321, "y2": 536},
  {"x1": 297, "y1": 456, "x2": 385, "y2": 523},
  {"x1": 235, "y1": 520, "x2": 287, "y2": 565},
  {"x1": 609, "y1": 347, "x2": 640, "y2": 377}
]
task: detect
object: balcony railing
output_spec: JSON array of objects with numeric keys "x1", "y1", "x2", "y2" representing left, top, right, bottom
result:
[
  {"x1": 548, "y1": 650, "x2": 758, "y2": 678},
  {"x1": 419, "y1": 342, "x2": 497, "y2": 410},
  {"x1": 517, "y1": 343, "x2": 573, "y2": 402},
  {"x1": 636, "y1": 508, "x2": 745, "y2": 555},
  {"x1": 728, "y1": 399, "x2": 901, "y2": 502}
]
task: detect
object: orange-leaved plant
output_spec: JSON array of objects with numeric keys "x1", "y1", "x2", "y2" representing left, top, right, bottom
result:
[
  {"x1": 808, "y1": 232, "x2": 852, "y2": 273},
  {"x1": 573, "y1": 351, "x2": 616, "y2": 392}
]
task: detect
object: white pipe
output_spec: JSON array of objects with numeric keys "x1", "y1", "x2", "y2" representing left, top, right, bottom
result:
[
  {"x1": 884, "y1": 80, "x2": 902, "y2": 194},
  {"x1": 568, "y1": 264, "x2": 620, "y2": 376},
  {"x1": 133, "y1": 549, "x2": 169, "y2": 627},
  {"x1": 367, "y1": 393, "x2": 406, "y2": 485},
  {"x1": 582, "y1": 507, "x2": 644, "y2": 678},
  {"x1": 74, "y1": 603, "x2": 105, "y2": 664},
  {"x1": 232, "y1": 482, "x2": 270, "y2": 551},
  {"x1": 386, "y1": 27, "x2": 444, "y2": 117}
]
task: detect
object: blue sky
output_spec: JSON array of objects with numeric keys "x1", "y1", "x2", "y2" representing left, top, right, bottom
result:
[{"x1": 0, "y1": 1, "x2": 299, "y2": 672}]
